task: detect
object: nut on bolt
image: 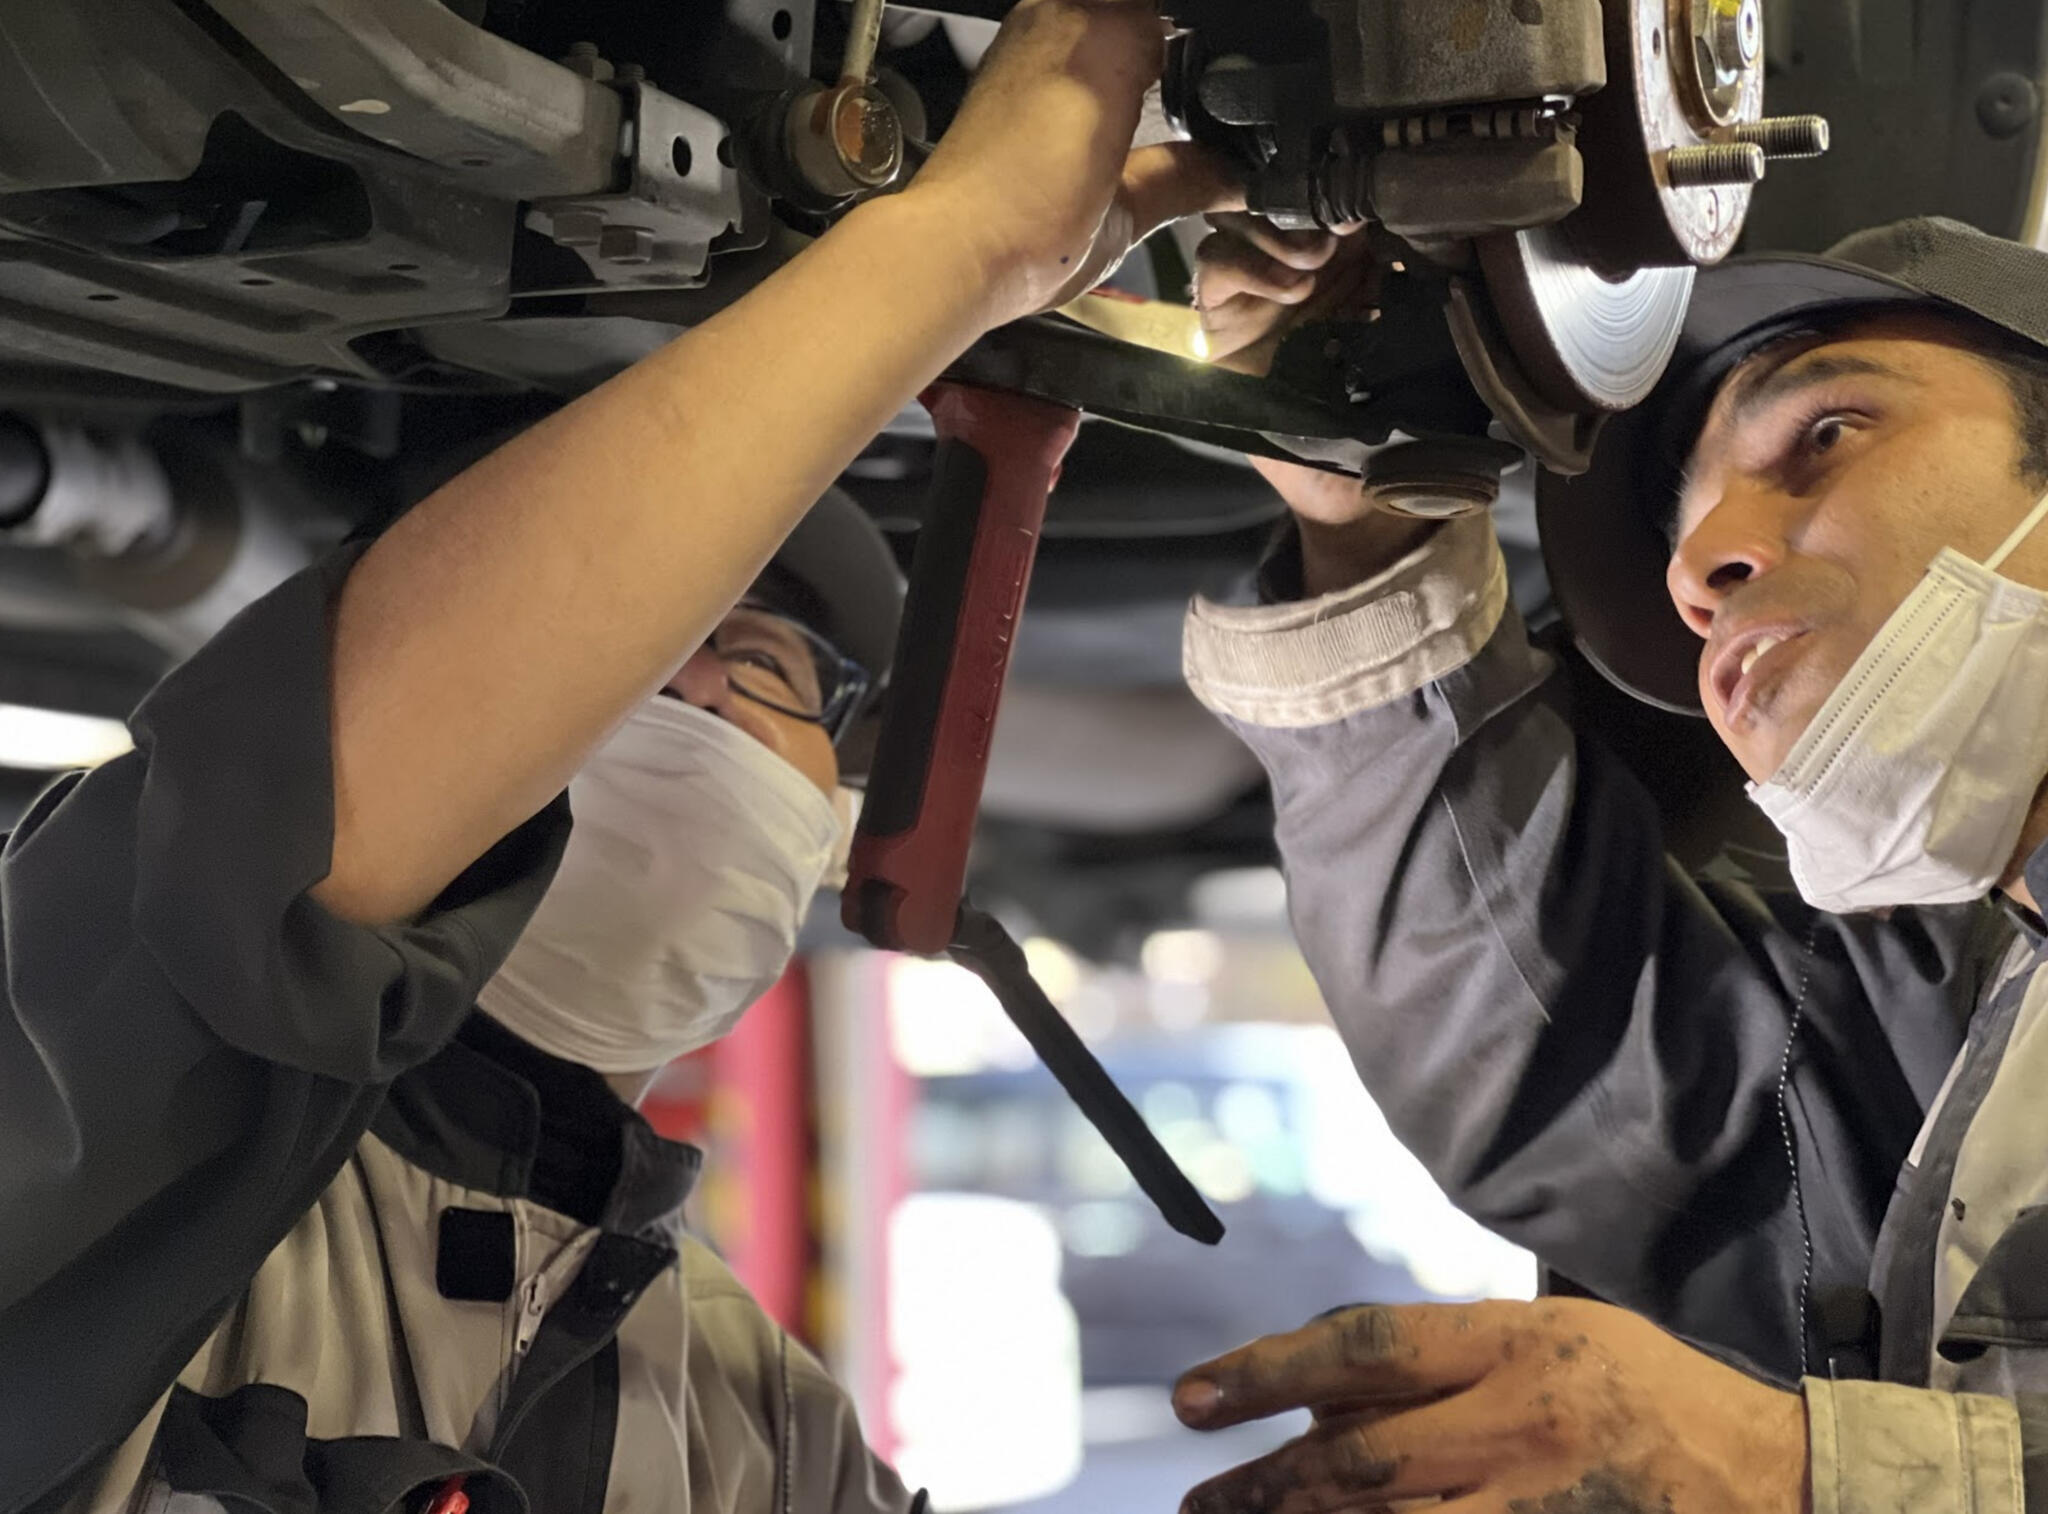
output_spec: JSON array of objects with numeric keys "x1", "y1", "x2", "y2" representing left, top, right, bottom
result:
[
  {"x1": 786, "y1": 81, "x2": 904, "y2": 200},
  {"x1": 561, "y1": 40, "x2": 613, "y2": 82},
  {"x1": 1688, "y1": 0, "x2": 1762, "y2": 124}
]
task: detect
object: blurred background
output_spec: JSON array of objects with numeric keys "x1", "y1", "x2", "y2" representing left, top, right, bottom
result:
[{"x1": 640, "y1": 884, "x2": 1535, "y2": 1512}]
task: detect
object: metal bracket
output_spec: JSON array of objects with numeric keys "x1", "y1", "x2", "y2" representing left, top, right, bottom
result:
[
  {"x1": 528, "y1": 83, "x2": 747, "y2": 289},
  {"x1": 203, "y1": 0, "x2": 624, "y2": 198}
]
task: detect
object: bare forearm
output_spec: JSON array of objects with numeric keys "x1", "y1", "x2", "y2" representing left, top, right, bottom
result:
[{"x1": 320, "y1": 193, "x2": 998, "y2": 922}]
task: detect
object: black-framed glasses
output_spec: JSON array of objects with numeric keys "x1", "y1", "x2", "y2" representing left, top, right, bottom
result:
[{"x1": 711, "y1": 600, "x2": 872, "y2": 742}]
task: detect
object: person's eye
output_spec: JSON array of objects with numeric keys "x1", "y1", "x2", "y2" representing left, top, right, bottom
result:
[
  {"x1": 1805, "y1": 414, "x2": 1849, "y2": 455},
  {"x1": 730, "y1": 647, "x2": 792, "y2": 682}
]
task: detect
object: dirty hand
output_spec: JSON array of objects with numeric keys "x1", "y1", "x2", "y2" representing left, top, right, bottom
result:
[
  {"x1": 1193, "y1": 213, "x2": 1430, "y2": 590},
  {"x1": 1173, "y1": 1298, "x2": 1809, "y2": 1514},
  {"x1": 909, "y1": 0, "x2": 1236, "y2": 323}
]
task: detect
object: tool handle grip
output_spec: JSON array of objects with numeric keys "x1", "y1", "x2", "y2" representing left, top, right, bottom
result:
[
  {"x1": 845, "y1": 384, "x2": 1081, "y2": 954},
  {"x1": 950, "y1": 908, "x2": 1224, "y2": 1245}
]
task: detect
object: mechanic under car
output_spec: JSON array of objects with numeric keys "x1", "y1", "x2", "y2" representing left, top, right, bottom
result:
[
  {"x1": 0, "y1": 3, "x2": 1238, "y2": 1509},
  {"x1": 6, "y1": 0, "x2": 2048, "y2": 1509},
  {"x1": 1168, "y1": 214, "x2": 2048, "y2": 1513}
]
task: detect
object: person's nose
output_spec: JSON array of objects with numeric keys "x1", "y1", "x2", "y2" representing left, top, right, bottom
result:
[
  {"x1": 670, "y1": 644, "x2": 736, "y2": 713},
  {"x1": 1665, "y1": 481, "x2": 1798, "y2": 638}
]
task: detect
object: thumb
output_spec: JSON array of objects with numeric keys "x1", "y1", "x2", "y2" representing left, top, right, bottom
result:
[
  {"x1": 1121, "y1": 141, "x2": 1246, "y2": 238},
  {"x1": 1041, "y1": 142, "x2": 1244, "y2": 311}
]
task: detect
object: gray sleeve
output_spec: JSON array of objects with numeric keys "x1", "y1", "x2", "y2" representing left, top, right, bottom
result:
[
  {"x1": 0, "y1": 544, "x2": 569, "y2": 1508},
  {"x1": 1186, "y1": 518, "x2": 1995, "y2": 1382}
]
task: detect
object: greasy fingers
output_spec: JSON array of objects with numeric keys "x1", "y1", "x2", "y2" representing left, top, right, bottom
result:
[
  {"x1": 1174, "y1": 1304, "x2": 1507, "y2": 1429},
  {"x1": 1041, "y1": 141, "x2": 1240, "y2": 311},
  {"x1": 1176, "y1": 1300, "x2": 1812, "y2": 1514},
  {"x1": 1179, "y1": 1396, "x2": 1500, "y2": 1514}
]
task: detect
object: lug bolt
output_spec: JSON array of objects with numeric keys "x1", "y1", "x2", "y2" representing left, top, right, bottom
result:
[
  {"x1": 1724, "y1": 114, "x2": 1830, "y2": 160},
  {"x1": 1665, "y1": 142, "x2": 1766, "y2": 188}
]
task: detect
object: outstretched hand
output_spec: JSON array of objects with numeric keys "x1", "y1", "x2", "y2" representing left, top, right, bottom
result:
[{"x1": 1173, "y1": 1299, "x2": 1808, "y2": 1514}]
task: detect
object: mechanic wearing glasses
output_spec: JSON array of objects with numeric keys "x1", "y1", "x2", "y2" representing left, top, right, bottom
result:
[
  {"x1": 1169, "y1": 217, "x2": 2048, "y2": 1514},
  {"x1": 0, "y1": 1, "x2": 1236, "y2": 1509}
]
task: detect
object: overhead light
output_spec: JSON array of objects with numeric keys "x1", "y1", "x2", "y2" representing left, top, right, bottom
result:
[{"x1": 0, "y1": 703, "x2": 133, "y2": 771}]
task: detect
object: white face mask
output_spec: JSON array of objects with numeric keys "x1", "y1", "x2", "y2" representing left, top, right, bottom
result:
[
  {"x1": 1749, "y1": 488, "x2": 2048, "y2": 914},
  {"x1": 478, "y1": 695, "x2": 841, "y2": 1073}
]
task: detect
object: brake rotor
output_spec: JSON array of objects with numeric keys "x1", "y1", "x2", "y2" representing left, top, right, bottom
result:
[
  {"x1": 1574, "y1": 0, "x2": 1766, "y2": 272},
  {"x1": 1475, "y1": 228, "x2": 1695, "y2": 414},
  {"x1": 1472, "y1": 0, "x2": 1764, "y2": 416}
]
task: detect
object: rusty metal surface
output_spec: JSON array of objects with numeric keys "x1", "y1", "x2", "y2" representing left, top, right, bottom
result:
[
  {"x1": 1319, "y1": 0, "x2": 1605, "y2": 115},
  {"x1": 1569, "y1": 0, "x2": 1763, "y2": 271}
]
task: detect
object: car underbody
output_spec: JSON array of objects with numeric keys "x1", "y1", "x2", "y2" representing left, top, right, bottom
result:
[{"x1": 0, "y1": 0, "x2": 2042, "y2": 946}]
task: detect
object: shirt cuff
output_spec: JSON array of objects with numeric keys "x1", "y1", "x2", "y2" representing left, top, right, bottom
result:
[
  {"x1": 1182, "y1": 513, "x2": 1507, "y2": 729},
  {"x1": 1805, "y1": 1378, "x2": 2023, "y2": 1514}
]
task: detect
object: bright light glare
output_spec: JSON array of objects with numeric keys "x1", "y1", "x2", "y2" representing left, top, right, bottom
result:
[
  {"x1": 1141, "y1": 928, "x2": 1225, "y2": 986},
  {"x1": 1286, "y1": 1024, "x2": 1538, "y2": 1301},
  {"x1": 1061, "y1": 1199, "x2": 1145, "y2": 1258},
  {"x1": 1190, "y1": 866, "x2": 1289, "y2": 929},
  {"x1": 1186, "y1": 1141, "x2": 1256, "y2": 1204},
  {"x1": 1022, "y1": 935, "x2": 1083, "y2": 1007},
  {"x1": 886, "y1": 956, "x2": 1034, "y2": 1077},
  {"x1": 0, "y1": 703, "x2": 132, "y2": 771},
  {"x1": 890, "y1": 1195, "x2": 1082, "y2": 1509}
]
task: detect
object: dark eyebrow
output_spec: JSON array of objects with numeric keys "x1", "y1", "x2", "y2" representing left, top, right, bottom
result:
[
  {"x1": 1671, "y1": 350, "x2": 1917, "y2": 545},
  {"x1": 1720, "y1": 351, "x2": 1910, "y2": 434}
]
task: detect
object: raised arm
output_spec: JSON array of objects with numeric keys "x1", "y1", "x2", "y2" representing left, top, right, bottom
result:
[{"x1": 319, "y1": 0, "x2": 1232, "y2": 923}]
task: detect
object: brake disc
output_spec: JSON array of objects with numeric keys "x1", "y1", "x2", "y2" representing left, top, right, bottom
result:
[
  {"x1": 1476, "y1": 228, "x2": 1695, "y2": 414},
  {"x1": 1474, "y1": 0, "x2": 1765, "y2": 415}
]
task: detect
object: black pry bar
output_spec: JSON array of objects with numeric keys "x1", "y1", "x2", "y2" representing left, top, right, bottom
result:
[{"x1": 948, "y1": 903, "x2": 1225, "y2": 1245}]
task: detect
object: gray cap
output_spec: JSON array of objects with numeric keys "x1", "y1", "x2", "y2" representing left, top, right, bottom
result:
[
  {"x1": 1536, "y1": 218, "x2": 2048, "y2": 712},
  {"x1": 766, "y1": 484, "x2": 903, "y2": 685},
  {"x1": 761, "y1": 484, "x2": 904, "y2": 780}
]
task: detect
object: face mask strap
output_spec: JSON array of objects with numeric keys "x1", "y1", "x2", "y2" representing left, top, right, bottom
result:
[{"x1": 1985, "y1": 486, "x2": 2048, "y2": 573}]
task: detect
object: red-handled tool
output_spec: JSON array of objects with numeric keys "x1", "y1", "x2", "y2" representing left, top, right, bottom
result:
[
  {"x1": 845, "y1": 382, "x2": 1078, "y2": 956},
  {"x1": 845, "y1": 381, "x2": 1224, "y2": 1247}
]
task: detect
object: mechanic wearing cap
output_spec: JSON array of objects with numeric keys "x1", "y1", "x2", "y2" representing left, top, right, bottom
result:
[
  {"x1": 68, "y1": 490, "x2": 910, "y2": 1514},
  {"x1": 1171, "y1": 215, "x2": 2048, "y2": 1514},
  {"x1": 0, "y1": 2, "x2": 1238, "y2": 1508}
]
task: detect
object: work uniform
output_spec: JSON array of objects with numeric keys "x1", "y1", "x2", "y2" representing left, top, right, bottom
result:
[
  {"x1": 1184, "y1": 513, "x2": 2048, "y2": 1514},
  {"x1": 0, "y1": 548, "x2": 912, "y2": 1514}
]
